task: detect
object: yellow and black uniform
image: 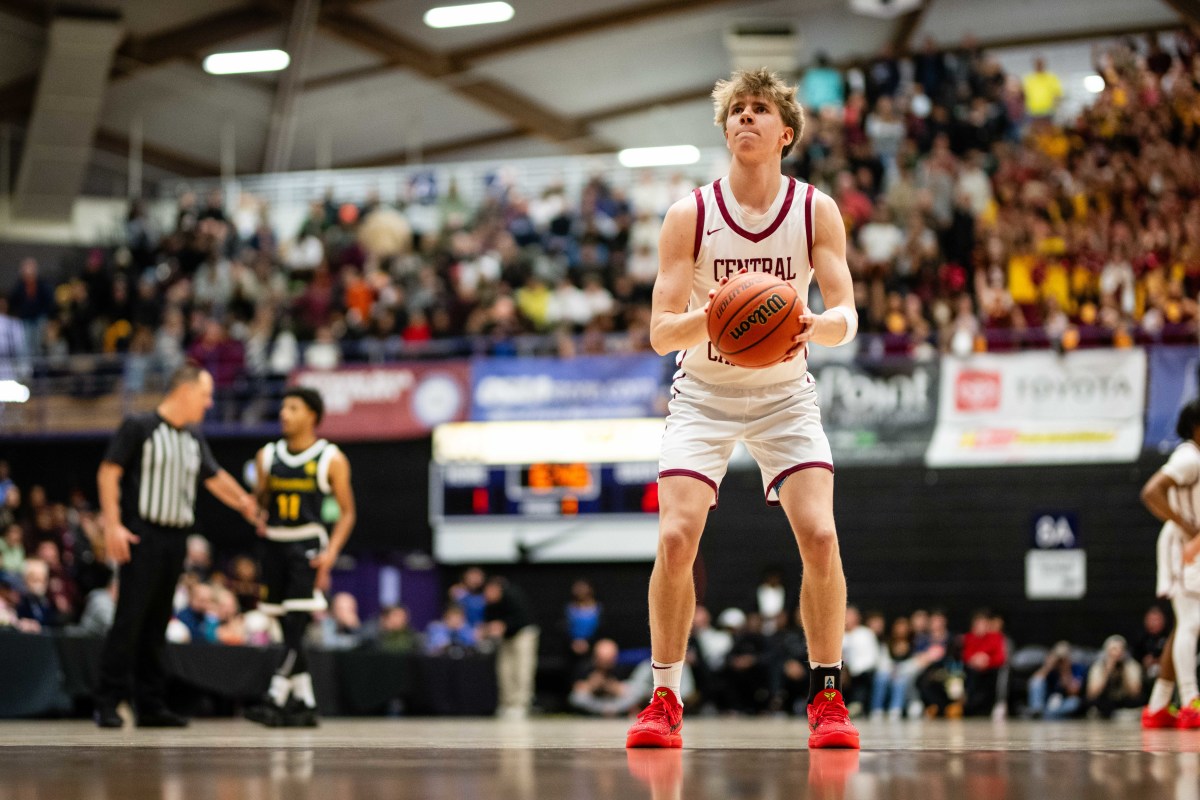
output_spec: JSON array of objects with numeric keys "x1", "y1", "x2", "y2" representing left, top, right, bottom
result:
[{"x1": 259, "y1": 438, "x2": 339, "y2": 615}]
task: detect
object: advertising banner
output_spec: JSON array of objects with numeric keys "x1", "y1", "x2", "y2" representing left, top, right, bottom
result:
[
  {"x1": 1146, "y1": 346, "x2": 1199, "y2": 454},
  {"x1": 926, "y1": 349, "x2": 1146, "y2": 467},
  {"x1": 815, "y1": 358, "x2": 938, "y2": 465},
  {"x1": 293, "y1": 361, "x2": 471, "y2": 441},
  {"x1": 470, "y1": 354, "x2": 668, "y2": 421}
]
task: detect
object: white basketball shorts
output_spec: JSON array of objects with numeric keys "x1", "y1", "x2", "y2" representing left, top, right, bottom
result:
[
  {"x1": 658, "y1": 373, "x2": 833, "y2": 508},
  {"x1": 1157, "y1": 523, "x2": 1200, "y2": 599}
]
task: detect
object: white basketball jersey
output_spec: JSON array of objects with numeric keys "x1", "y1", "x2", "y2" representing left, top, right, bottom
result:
[{"x1": 680, "y1": 175, "x2": 816, "y2": 387}]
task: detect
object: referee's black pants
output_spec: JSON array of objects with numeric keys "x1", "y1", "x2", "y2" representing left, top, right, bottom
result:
[{"x1": 96, "y1": 526, "x2": 187, "y2": 713}]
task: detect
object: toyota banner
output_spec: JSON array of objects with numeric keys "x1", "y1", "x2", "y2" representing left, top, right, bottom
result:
[{"x1": 926, "y1": 349, "x2": 1146, "y2": 467}]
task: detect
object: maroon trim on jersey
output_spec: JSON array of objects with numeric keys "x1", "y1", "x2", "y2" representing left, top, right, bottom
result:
[
  {"x1": 803, "y1": 183, "x2": 815, "y2": 267},
  {"x1": 765, "y1": 461, "x2": 834, "y2": 507},
  {"x1": 692, "y1": 188, "x2": 704, "y2": 261},
  {"x1": 712, "y1": 177, "x2": 796, "y2": 243},
  {"x1": 659, "y1": 469, "x2": 719, "y2": 510}
]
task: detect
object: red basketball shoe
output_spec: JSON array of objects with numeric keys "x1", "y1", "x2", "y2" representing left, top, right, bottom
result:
[
  {"x1": 1141, "y1": 705, "x2": 1179, "y2": 729},
  {"x1": 626, "y1": 689, "x2": 684, "y2": 748},
  {"x1": 1177, "y1": 699, "x2": 1200, "y2": 729},
  {"x1": 807, "y1": 689, "x2": 860, "y2": 749}
]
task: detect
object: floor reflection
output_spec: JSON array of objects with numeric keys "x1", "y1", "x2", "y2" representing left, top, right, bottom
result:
[{"x1": 2, "y1": 745, "x2": 1199, "y2": 799}]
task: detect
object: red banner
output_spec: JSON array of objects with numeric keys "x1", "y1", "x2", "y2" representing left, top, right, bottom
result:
[{"x1": 293, "y1": 361, "x2": 471, "y2": 441}]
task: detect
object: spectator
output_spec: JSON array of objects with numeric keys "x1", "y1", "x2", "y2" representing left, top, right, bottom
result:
[
  {"x1": 1, "y1": 522, "x2": 24, "y2": 575},
  {"x1": 374, "y1": 604, "x2": 419, "y2": 654},
  {"x1": 314, "y1": 591, "x2": 363, "y2": 650},
  {"x1": 802, "y1": 52, "x2": 845, "y2": 112},
  {"x1": 223, "y1": 555, "x2": 261, "y2": 613},
  {"x1": 425, "y1": 603, "x2": 476, "y2": 655},
  {"x1": 1086, "y1": 635, "x2": 1143, "y2": 718},
  {"x1": 175, "y1": 582, "x2": 217, "y2": 644},
  {"x1": 450, "y1": 567, "x2": 488, "y2": 631},
  {"x1": 212, "y1": 586, "x2": 246, "y2": 646},
  {"x1": 565, "y1": 578, "x2": 602, "y2": 659},
  {"x1": 1026, "y1": 641, "x2": 1085, "y2": 720},
  {"x1": 183, "y1": 535, "x2": 212, "y2": 583},
  {"x1": 962, "y1": 609, "x2": 1007, "y2": 716},
  {"x1": 766, "y1": 606, "x2": 808, "y2": 715},
  {"x1": 842, "y1": 605, "x2": 881, "y2": 715},
  {"x1": 73, "y1": 576, "x2": 118, "y2": 637},
  {"x1": 16, "y1": 558, "x2": 59, "y2": 628},
  {"x1": 8, "y1": 258, "x2": 55, "y2": 354},
  {"x1": 723, "y1": 610, "x2": 771, "y2": 714},
  {"x1": 483, "y1": 576, "x2": 539, "y2": 719},
  {"x1": 1021, "y1": 55, "x2": 1063, "y2": 121},
  {"x1": 870, "y1": 615, "x2": 917, "y2": 719},
  {"x1": 569, "y1": 638, "x2": 632, "y2": 717},
  {"x1": 754, "y1": 566, "x2": 787, "y2": 634},
  {"x1": 1131, "y1": 605, "x2": 1169, "y2": 689}
]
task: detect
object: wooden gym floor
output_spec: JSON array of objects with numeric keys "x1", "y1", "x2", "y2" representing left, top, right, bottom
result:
[{"x1": 1, "y1": 717, "x2": 1198, "y2": 799}]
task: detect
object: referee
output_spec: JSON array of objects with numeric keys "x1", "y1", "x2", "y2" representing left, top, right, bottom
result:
[{"x1": 93, "y1": 363, "x2": 262, "y2": 728}]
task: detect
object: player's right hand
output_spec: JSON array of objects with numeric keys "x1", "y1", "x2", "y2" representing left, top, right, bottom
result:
[
  {"x1": 105, "y1": 523, "x2": 140, "y2": 564},
  {"x1": 703, "y1": 273, "x2": 734, "y2": 314}
]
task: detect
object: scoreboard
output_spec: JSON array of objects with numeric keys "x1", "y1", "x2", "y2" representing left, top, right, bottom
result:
[{"x1": 430, "y1": 419, "x2": 663, "y2": 563}]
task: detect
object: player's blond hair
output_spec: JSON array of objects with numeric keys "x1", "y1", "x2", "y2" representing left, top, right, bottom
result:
[{"x1": 712, "y1": 68, "x2": 805, "y2": 158}]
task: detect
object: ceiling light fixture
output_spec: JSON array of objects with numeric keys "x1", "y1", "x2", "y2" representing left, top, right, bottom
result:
[
  {"x1": 618, "y1": 145, "x2": 701, "y2": 168},
  {"x1": 1083, "y1": 74, "x2": 1106, "y2": 93},
  {"x1": 424, "y1": 2, "x2": 515, "y2": 28},
  {"x1": 0, "y1": 380, "x2": 30, "y2": 403},
  {"x1": 203, "y1": 49, "x2": 291, "y2": 75}
]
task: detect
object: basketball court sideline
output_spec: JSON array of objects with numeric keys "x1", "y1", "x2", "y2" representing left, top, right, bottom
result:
[{"x1": 2, "y1": 718, "x2": 1197, "y2": 799}]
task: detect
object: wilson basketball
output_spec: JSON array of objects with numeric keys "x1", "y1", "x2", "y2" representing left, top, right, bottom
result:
[{"x1": 707, "y1": 272, "x2": 803, "y2": 368}]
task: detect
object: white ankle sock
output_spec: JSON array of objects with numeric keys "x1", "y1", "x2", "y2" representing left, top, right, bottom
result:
[
  {"x1": 269, "y1": 674, "x2": 291, "y2": 707},
  {"x1": 290, "y1": 673, "x2": 316, "y2": 708},
  {"x1": 1148, "y1": 680, "x2": 1175, "y2": 713},
  {"x1": 651, "y1": 660, "x2": 684, "y2": 703}
]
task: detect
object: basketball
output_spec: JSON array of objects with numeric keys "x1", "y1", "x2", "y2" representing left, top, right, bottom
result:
[{"x1": 706, "y1": 272, "x2": 804, "y2": 368}]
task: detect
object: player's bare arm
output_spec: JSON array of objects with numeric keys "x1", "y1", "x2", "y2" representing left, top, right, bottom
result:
[
  {"x1": 797, "y1": 191, "x2": 857, "y2": 349},
  {"x1": 1141, "y1": 470, "x2": 1199, "y2": 539},
  {"x1": 650, "y1": 197, "x2": 708, "y2": 355},
  {"x1": 311, "y1": 451, "x2": 356, "y2": 588}
]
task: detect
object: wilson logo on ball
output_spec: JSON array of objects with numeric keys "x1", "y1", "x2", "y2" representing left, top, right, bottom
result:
[{"x1": 728, "y1": 292, "x2": 788, "y2": 340}]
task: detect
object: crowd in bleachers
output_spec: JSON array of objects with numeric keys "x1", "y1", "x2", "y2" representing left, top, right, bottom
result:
[{"x1": 1, "y1": 32, "x2": 1197, "y2": 404}]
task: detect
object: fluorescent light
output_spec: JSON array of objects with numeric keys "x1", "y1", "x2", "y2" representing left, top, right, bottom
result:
[
  {"x1": 0, "y1": 380, "x2": 30, "y2": 403},
  {"x1": 203, "y1": 49, "x2": 290, "y2": 75},
  {"x1": 618, "y1": 145, "x2": 701, "y2": 168},
  {"x1": 1083, "y1": 74, "x2": 1105, "y2": 93},
  {"x1": 424, "y1": 2, "x2": 514, "y2": 28}
]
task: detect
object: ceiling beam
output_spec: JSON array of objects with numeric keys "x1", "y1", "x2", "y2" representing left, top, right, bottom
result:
[
  {"x1": 449, "y1": 0, "x2": 743, "y2": 62},
  {"x1": 890, "y1": 2, "x2": 930, "y2": 56},
  {"x1": 115, "y1": 5, "x2": 282, "y2": 77},
  {"x1": 307, "y1": 0, "x2": 744, "y2": 93},
  {"x1": 316, "y1": 8, "x2": 612, "y2": 153},
  {"x1": 0, "y1": 0, "x2": 45, "y2": 25},
  {"x1": 579, "y1": 84, "x2": 716, "y2": 126},
  {"x1": 93, "y1": 129, "x2": 219, "y2": 178},
  {"x1": 1160, "y1": 0, "x2": 1200, "y2": 26},
  {"x1": 1, "y1": 5, "x2": 283, "y2": 120},
  {"x1": 262, "y1": 0, "x2": 321, "y2": 173}
]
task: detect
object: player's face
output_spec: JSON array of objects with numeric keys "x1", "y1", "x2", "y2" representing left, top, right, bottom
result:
[
  {"x1": 279, "y1": 397, "x2": 315, "y2": 437},
  {"x1": 725, "y1": 93, "x2": 792, "y2": 159}
]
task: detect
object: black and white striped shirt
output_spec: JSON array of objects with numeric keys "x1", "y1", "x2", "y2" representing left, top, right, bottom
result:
[{"x1": 103, "y1": 413, "x2": 220, "y2": 530}]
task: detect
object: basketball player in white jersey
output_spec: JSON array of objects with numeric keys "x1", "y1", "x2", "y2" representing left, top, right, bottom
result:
[
  {"x1": 625, "y1": 69, "x2": 859, "y2": 750},
  {"x1": 1140, "y1": 398, "x2": 1200, "y2": 729}
]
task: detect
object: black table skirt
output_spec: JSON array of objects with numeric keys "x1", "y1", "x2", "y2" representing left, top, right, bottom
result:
[{"x1": 0, "y1": 631, "x2": 496, "y2": 718}]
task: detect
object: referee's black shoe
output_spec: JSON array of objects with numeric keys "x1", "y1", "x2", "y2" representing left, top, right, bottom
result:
[
  {"x1": 283, "y1": 699, "x2": 320, "y2": 728},
  {"x1": 136, "y1": 708, "x2": 189, "y2": 728},
  {"x1": 244, "y1": 701, "x2": 288, "y2": 728},
  {"x1": 94, "y1": 703, "x2": 123, "y2": 728}
]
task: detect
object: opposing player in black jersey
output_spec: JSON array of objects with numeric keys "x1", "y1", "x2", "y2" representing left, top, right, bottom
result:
[{"x1": 245, "y1": 387, "x2": 355, "y2": 726}]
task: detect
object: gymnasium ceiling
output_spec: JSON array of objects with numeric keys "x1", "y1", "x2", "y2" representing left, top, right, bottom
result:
[{"x1": 0, "y1": 0, "x2": 1193, "y2": 184}]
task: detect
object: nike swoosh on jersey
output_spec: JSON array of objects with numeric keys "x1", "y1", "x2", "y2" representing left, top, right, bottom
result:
[{"x1": 706, "y1": 226, "x2": 724, "y2": 235}]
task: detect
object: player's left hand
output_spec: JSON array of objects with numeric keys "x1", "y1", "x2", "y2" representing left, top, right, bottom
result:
[
  {"x1": 782, "y1": 310, "x2": 816, "y2": 362},
  {"x1": 311, "y1": 550, "x2": 338, "y2": 591}
]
